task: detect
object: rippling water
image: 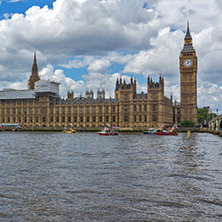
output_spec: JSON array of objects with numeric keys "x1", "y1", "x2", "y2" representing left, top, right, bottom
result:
[{"x1": 0, "y1": 132, "x2": 222, "y2": 221}]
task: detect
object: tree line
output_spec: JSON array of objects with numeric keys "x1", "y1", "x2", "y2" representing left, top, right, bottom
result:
[{"x1": 181, "y1": 107, "x2": 217, "y2": 127}]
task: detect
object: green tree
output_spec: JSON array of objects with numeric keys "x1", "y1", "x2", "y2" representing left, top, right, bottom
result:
[
  {"x1": 198, "y1": 107, "x2": 217, "y2": 124},
  {"x1": 181, "y1": 120, "x2": 195, "y2": 127},
  {"x1": 198, "y1": 114, "x2": 203, "y2": 123},
  {"x1": 208, "y1": 113, "x2": 217, "y2": 120}
]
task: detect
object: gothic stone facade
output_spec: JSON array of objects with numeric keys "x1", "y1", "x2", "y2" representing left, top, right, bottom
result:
[
  {"x1": 0, "y1": 75, "x2": 173, "y2": 129},
  {"x1": 179, "y1": 22, "x2": 198, "y2": 124}
]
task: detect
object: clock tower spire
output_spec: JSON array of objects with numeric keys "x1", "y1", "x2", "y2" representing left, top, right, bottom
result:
[
  {"x1": 185, "y1": 20, "x2": 192, "y2": 42},
  {"x1": 179, "y1": 22, "x2": 198, "y2": 124}
]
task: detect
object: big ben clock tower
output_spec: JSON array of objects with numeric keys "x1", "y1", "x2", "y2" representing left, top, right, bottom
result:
[{"x1": 180, "y1": 22, "x2": 198, "y2": 124}]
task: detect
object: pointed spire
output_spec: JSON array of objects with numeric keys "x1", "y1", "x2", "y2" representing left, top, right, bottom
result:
[
  {"x1": 34, "y1": 51, "x2": 37, "y2": 64},
  {"x1": 182, "y1": 21, "x2": 194, "y2": 51},
  {"x1": 185, "y1": 20, "x2": 192, "y2": 40},
  {"x1": 28, "y1": 51, "x2": 40, "y2": 90},
  {"x1": 130, "y1": 76, "x2": 133, "y2": 83},
  {"x1": 32, "y1": 51, "x2": 39, "y2": 76}
]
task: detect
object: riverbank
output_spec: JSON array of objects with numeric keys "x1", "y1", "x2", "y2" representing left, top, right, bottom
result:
[
  {"x1": 1, "y1": 126, "x2": 209, "y2": 133},
  {"x1": 209, "y1": 130, "x2": 222, "y2": 137}
]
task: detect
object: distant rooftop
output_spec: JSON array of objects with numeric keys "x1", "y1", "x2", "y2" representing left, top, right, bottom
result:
[
  {"x1": 0, "y1": 79, "x2": 60, "y2": 100},
  {"x1": 0, "y1": 89, "x2": 35, "y2": 100}
]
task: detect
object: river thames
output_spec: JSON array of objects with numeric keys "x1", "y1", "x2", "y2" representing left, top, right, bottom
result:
[{"x1": 0, "y1": 132, "x2": 222, "y2": 221}]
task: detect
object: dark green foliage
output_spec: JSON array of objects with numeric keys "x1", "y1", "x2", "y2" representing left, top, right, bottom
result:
[
  {"x1": 197, "y1": 107, "x2": 217, "y2": 124},
  {"x1": 181, "y1": 120, "x2": 195, "y2": 127}
]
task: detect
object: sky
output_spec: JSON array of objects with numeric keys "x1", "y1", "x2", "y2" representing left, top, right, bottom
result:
[{"x1": 0, "y1": 0, "x2": 222, "y2": 113}]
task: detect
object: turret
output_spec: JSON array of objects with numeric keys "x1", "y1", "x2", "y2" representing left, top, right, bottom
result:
[
  {"x1": 28, "y1": 52, "x2": 40, "y2": 90},
  {"x1": 115, "y1": 78, "x2": 120, "y2": 91},
  {"x1": 147, "y1": 75, "x2": 164, "y2": 99},
  {"x1": 67, "y1": 91, "x2": 74, "y2": 99},
  {"x1": 114, "y1": 77, "x2": 137, "y2": 100},
  {"x1": 148, "y1": 75, "x2": 164, "y2": 90},
  {"x1": 86, "y1": 89, "x2": 94, "y2": 99},
  {"x1": 97, "y1": 88, "x2": 105, "y2": 100},
  {"x1": 130, "y1": 76, "x2": 133, "y2": 84}
]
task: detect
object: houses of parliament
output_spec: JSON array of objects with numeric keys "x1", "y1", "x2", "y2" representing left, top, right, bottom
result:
[{"x1": 0, "y1": 23, "x2": 198, "y2": 130}]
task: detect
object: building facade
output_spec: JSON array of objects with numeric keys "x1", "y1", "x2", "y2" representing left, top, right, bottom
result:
[
  {"x1": 179, "y1": 22, "x2": 198, "y2": 124},
  {"x1": 0, "y1": 72, "x2": 173, "y2": 129},
  {"x1": 0, "y1": 23, "x2": 197, "y2": 129}
]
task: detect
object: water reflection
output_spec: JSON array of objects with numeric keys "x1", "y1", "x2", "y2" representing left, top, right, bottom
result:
[{"x1": 0, "y1": 132, "x2": 221, "y2": 221}]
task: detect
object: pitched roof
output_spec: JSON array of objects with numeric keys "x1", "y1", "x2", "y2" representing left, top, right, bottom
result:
[{"x1": 0, "y1": 89, "x2": 35, "y2": 100}]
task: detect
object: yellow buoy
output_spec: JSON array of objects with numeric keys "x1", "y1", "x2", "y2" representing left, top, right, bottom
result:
[{"x1": 187, "y1": 130, "x2": 190, "y2": 140}]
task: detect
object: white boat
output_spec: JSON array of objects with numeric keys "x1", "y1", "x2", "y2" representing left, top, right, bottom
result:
[{"x1": 97, "y1": 126, "x2": 119, "y2": 136}]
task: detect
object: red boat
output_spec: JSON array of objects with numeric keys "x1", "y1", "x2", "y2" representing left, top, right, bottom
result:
[
  {"x1": 12, "y1": 126, "x2": 23, "y2": 132},
  {"x1": 156, "y1": 124, "x2": 178, "y2": 136},
  {"x1": 156, "y1": 131, "x2": 178, "y2": 136},
  {"x1": 97, "y1": 127, "x2": 119, "y2": 136}
]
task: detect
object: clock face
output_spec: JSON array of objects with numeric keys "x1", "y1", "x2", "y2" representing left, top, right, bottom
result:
[{"x1": 184, "y1": 59, "x2": 192, "y2": 67}]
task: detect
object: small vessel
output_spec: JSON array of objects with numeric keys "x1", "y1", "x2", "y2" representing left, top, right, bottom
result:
[
  {"x1": 62, "y1": 128, "x2": 76, "y2": 134},
  {"x1": 156, "y1": 124, "x2": 178, "y2": 136},
  {"x1": 156, "y1": 131, "x2": 178, "y2": 136},
  {"x1": 143, "y1": 128, "x2": 157, "y2": 134},
  {"x1": 12, "y1": 126, "x2": 23, "y2": 132},
  {"x1": 97, "y1": 126, "x2": 119, "y2": 136}
]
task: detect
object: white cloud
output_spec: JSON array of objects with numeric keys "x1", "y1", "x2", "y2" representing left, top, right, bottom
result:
[
  {"x1": 123, "y1": 27, "x2": 182, "y2": 77},
  {"x1": 60, "y1": 52, "x2": 134, "y2": 70},
  {"x1": 39, "y1": 64, "x2": 85, "y2": 97},
  {"x1": 215, "y1": 0, "x2": 222, "y2": 10},
  {"x1": 82, "y1": 71, "x2": 134, "y2": 98},
  {"x1": 59, "y1": 56, "x2": 94, "y2": 69},
  {"x1": 0, "y1": 0, "x2": 157, "y2": 56},
  {"x1": 8, "y1": 0, "x2": 22, "y2": 2},
  {"x1": 197, "y1": 80, "x2": 222, "y2": 112},
  {"x1": 88, "y1": 59, "x2": 111, "y2": 73}
]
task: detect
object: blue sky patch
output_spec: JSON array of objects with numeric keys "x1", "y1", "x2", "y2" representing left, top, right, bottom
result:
[
  {"x1": 55, "y1": 66, "x2": 88, "y2": 82},
  {"x1": 0, "y1": 0, "x2": 55, "y2": 19}
]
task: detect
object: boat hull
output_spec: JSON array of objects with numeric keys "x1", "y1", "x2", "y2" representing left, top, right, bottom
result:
[
  {"x1": 62, "y1": 130, "x2": 76, "y2": 134},
  {"x1": 143, "y1": 131, "x2": 156, "y2": 134},
  {"x1": 12, "y1": 129, "x2": 23, "y2": 132},
  {"x1": 156, "y1": 132, "x2": 178, "y2": 136},
  {"x1": 97, "y1": 132, "x2": 119, "y2": 136}
]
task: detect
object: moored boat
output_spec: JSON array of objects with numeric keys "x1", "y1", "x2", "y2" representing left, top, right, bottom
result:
[
  {"x1": 143, "y1": 128, "x2": 157, "y2": 134},
  {"x1": 62, "y1": 128, "x2": 76, "y2": 133},
  {"x1": 156, "y1": 124, "x2": 178, "y2": 136},
  {"x1": 12, "y1": 126, "x2": 23, "y2": 132},
  {"x1": 97, "y1": 126, "x2": 119, "y2": 136},
  {"x1": 156, "y1": 131, "x2": 178, "y2": 136}
]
